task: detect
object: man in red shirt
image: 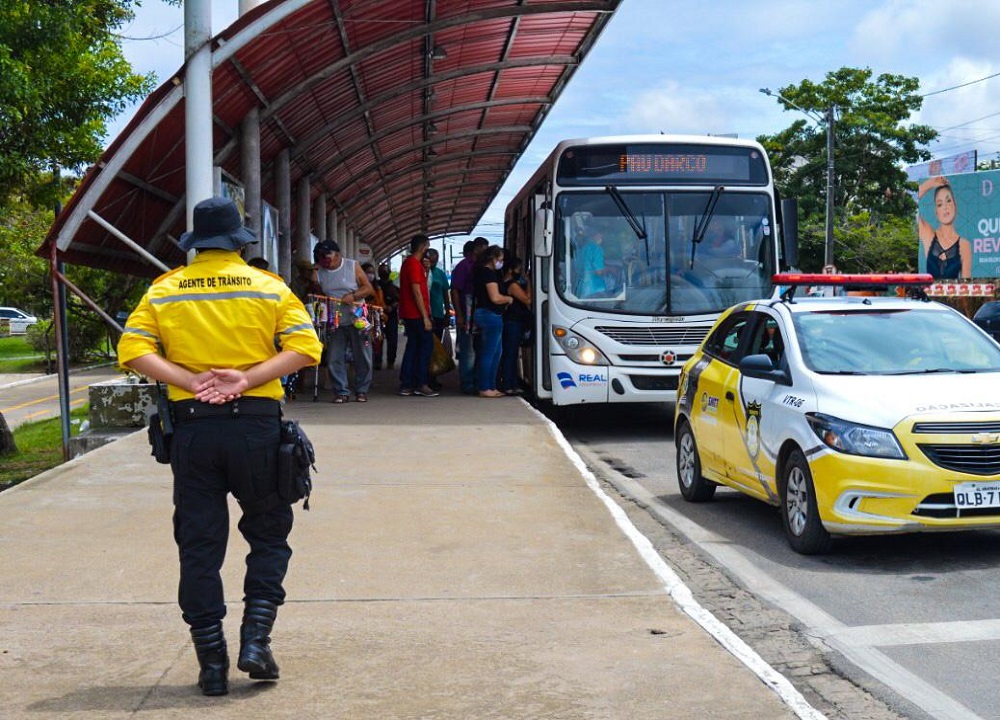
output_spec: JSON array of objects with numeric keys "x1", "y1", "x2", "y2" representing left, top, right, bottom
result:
[{"x1": 397, "y1": 234, "x2": 439, "y2": 396}]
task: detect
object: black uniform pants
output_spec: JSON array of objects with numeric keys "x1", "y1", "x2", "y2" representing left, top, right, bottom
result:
[{"x1": 169, "y1": 408, "x2": 292, "y2": 628}]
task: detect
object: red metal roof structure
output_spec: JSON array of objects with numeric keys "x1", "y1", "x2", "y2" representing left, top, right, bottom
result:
[{"x1": 42, "y1": 0, "x2": 620, "y2": 277}]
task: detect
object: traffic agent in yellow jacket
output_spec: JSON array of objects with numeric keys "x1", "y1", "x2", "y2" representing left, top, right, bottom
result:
[{"x1": 117, "y1": 196, "x2": 321, "y2": 698}]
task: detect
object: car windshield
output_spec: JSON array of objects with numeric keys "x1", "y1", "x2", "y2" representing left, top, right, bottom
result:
[
  {"x1": 793, "y1": 307, "x2": 1000, "y2": 374},
  {"x1": 553, "y1": 190, "x2": 775, "y2": 316}
]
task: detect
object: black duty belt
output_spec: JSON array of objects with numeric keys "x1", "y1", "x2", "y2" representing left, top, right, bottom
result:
[{"x1": 170, "y1": 397, "x2": 282, "y2": 422}]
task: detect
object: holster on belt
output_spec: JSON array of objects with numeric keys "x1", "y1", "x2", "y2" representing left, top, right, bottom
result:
[{"x1": 147, "y1": 382, "x2": 174, "y2": 464}]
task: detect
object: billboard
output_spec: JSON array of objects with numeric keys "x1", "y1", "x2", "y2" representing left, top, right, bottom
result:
[
  {"x1": 906, "y1": 150, "x2": 977, "y2": 183},
  {"x1": 917, "y1": 169, "x2": 1000, "y2": 280}
]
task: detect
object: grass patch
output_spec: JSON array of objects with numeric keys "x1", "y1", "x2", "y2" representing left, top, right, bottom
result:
[
  {"x1": 0, "y1": 335, "x2": 47, "y2": 373},
  {"x1": 0, "y1": 406, "x2": 89, "y2": 490}
]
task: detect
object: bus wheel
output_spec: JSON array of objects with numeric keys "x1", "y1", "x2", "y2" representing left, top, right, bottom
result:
[
  {"x1": 676, "y1": 420, "x2": 715, "y2": 502},
  {"x1": 780, "y1": 449, "x2": 832, "y2": 555}
]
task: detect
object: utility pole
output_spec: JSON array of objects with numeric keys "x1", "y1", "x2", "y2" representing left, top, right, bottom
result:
[
  {"x1": 760, "y1": 88, "x2": 836, "y2": 269},
  {"x1": 824, "y1": 105, "x2": 836, "y2": 269}
]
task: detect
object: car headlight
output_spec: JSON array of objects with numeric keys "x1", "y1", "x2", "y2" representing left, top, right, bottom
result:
[
  {"x1": 551, "y1": 325, "x2": 609, "y2": 366},
  {"x1": 806, "y1": 413, "x2": 906, "y2": 459}
]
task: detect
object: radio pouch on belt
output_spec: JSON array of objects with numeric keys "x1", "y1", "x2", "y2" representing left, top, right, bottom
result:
[
  {"x1": 278, "y1": 419, "x2": 316, "y2": 510},
  {"x1": 147, "y1": 382, "x2": 173, "y2": 464}
]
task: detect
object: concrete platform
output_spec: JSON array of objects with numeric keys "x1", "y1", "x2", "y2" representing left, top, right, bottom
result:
[{"x1": 0, "y1": 376, "x2": 807, "y2": 719}]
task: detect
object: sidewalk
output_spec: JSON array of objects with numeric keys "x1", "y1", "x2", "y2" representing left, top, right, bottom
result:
[{"x1": 0, "y1": 375, "x2": 807, "y2": 719}]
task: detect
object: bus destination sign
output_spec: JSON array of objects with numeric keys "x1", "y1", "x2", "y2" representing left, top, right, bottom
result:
[{"x1": 557, "y1": 143, "x2": 769, "y2": 187}]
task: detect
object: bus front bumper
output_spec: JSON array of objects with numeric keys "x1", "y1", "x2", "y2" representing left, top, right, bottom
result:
[{"x1": 550, "y1": 356, "x2": 680, "y2": 405}]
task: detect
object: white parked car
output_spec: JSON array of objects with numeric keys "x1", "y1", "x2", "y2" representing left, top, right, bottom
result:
[{"x1": 0, "y1": 307, "x2": 39, "y2": 334}]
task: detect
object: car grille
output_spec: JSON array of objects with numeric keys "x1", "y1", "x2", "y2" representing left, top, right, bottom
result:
[
  {"x1": 595, "y1": 325, "x2": 712, "y2": 346},
  {"x1": 917, "y1": 444, "x2": 1000, "y2": 476},
  {"x1": 630, "y1": 375, "x2": 679, "y2": 391},
  {"x1": 913, "y1": 420, "x2": 1000, "y2": 433},
  {"x1": 912, "y1": 493, "x2": 1000, "y2": 519}
]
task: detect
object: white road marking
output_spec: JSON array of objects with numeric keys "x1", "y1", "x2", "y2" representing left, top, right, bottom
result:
[
  {"x1": 829, "y1": 619, "x2": 1000, "y2": 648},
  {"x1": 579, "y1": 448, "x2": 987, "y2": 720},
  {"x1": 528, "y1": 405, "x2": 828, "y2": 720}
]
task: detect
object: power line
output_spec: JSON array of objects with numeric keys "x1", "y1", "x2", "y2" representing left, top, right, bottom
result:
[{"x1": 921, "y1": 71, "x2": 1000, "y2": 98}]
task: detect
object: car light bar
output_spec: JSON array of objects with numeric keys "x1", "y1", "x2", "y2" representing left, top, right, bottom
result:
[{"x1": 773, "y1": 273, "x2": 934, "y2": 286}]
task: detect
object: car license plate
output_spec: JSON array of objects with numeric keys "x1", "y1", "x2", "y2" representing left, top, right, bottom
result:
[{"x1": 954, "y1": 481, "x2": 1000, "y2": 509}]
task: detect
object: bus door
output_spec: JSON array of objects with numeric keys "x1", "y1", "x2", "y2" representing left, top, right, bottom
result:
[{"x1": 531, "y1": 193, "x2": 553, "y2": 399}]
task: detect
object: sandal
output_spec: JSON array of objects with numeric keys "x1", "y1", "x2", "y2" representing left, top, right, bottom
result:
[
  {"x1": 332, "y1": 395, "x2": 348, "y2": 404},
  {"x1": 479, "y1": 390, "x2": 503, "y2": 398},
  {"x1": 355, "y1": 393, "x2": 368, "y2": 403}
]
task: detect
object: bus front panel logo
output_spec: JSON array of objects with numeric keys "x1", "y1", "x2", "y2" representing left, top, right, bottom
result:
[
  {"x1": 660, "y1": 350, "x2": 676, "y2": 365},
  {"x1": 557, "y1": 372, "x2": 577, "y2": 389}
]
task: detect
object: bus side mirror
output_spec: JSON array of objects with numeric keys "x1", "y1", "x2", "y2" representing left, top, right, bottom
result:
[
  {"x1": 780, "y1": 198, "x2": 799, "y2": 269},
  {"x1": 533, "y1": 208, "x2": 553, "y2": 257}
]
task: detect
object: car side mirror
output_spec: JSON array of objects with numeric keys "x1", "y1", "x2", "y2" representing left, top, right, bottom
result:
[{"x1": 739, "y1": 353, "x2": 791, "y2": 385}]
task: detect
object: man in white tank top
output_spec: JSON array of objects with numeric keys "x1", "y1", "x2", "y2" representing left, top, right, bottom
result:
[{"x1": 311, "y1": 241, "x2": 375, "y2": 402}]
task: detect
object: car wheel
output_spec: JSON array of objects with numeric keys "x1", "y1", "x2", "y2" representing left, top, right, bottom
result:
[
  {"x1": 781, "y1": 449, "x2": 832, "y2": 555},
  {"x1": 676, "y1": 420, "x2": 716, "y2": 502}
]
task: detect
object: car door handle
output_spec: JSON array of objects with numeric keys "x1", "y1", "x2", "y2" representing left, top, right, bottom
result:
[{"x1": 725, "y1": 391, "x2": 734, "y2": 402}]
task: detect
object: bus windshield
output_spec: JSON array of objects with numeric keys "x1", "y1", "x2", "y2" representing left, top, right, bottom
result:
[{"x1": 554, "y1": 191, "x2": 775, "y2": 316}]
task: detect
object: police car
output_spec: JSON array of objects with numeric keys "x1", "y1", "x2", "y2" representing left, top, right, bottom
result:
[{"x1": 674, "y1": 273, "x2": 1000, "y2": 554}]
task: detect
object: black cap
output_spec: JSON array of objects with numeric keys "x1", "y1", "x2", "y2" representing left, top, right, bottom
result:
[
  {"x1": 313, "y1": 240, "x2": 341, "y2": 261},
  {"x1": 179, "y1": 197, "x2": 257, "y2": 251}
]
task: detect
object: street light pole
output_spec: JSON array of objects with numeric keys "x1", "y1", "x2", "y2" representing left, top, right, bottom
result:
[
  {"x1": 824, "y1": 105, "x2": 836, "y2": 269},
  {"x1": 760, "y1": 88, "x2": 836, "y2": 269}
]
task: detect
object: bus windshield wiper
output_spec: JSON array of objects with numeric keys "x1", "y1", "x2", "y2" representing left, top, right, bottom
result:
[
  {"x1": 690, "y1": 185, "x2": 725, "y2": 269},
  {"x1": 604, "y1": 185, "x2": 649, "y2": 261}
]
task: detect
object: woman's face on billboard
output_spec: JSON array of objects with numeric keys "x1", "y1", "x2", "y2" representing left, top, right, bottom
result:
[{"x1": 934, "y1": 186, "x2": 957, "y2": 225}]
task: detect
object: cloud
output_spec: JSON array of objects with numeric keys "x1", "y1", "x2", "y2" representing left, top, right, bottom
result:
[
  {"x1": 619, "y1": 81, "x2": 731, "y2": 135},
  {"x1": 853, "y1": 0, "x2": 1000, "y2": 71}
]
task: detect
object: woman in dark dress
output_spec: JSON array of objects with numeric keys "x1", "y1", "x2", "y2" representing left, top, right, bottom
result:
[{"x1": 499, "y1": 256, "x2": 531, "y2": 395}]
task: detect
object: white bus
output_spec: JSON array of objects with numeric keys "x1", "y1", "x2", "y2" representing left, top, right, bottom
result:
[{"x1": 504, "y1": 134, "x2": 798, "y2": 406}]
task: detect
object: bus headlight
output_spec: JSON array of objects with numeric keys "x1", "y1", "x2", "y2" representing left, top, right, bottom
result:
[{"x1": 552, "y1": 326, "x2": 609, "y2": 366}]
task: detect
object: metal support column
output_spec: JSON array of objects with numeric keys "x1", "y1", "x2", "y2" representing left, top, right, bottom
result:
[
  {"x1": 242, "y1": 106, "x2": 262, "y2": 259},
  {"x1": 276, "y1": 149, "x2": 291, "y2": 282},
  {"x1": 328, "y1": 210, "x2": 339, "y2": 247},
  {"x1": 313, "y1": 194, "x2": 327, "y2": 242},
  {"x1": 296, "y1": 177, "x2": 312, "y2": 265},
  {"x1": 184, "y1": 0, "x2": 214, "y2": 260}
]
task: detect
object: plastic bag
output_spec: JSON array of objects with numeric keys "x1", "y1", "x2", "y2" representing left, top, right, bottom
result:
[{"x1": 429, "y1": 334, "x2": 456, "y2": 377}]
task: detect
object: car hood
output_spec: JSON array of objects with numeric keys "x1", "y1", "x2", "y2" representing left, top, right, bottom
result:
[{"x1": 813, "y1": 372, "x2": 1000, "y2": 427}]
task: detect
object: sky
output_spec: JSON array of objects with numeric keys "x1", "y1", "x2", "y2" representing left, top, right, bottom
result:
[{"x1": 110, "y1": 0, "x2": 1000, "y2": 250}]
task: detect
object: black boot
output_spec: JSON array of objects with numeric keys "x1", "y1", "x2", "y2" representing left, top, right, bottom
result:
[
  {"x1": 190, "y1": 623, "x2": 229, "y2": 696},
  {"x1": 237, "y1": 599, "x2": 280, "y2": 680}
]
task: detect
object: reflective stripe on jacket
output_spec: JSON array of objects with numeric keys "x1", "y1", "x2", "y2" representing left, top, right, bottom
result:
[{"x1": 117, "y1": 250, "x2": 323, "y2": 401}]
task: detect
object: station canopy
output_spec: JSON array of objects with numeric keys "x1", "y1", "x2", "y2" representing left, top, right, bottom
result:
[{"x1": 42, "y1": 0, "x2": 620, "y2": 277}]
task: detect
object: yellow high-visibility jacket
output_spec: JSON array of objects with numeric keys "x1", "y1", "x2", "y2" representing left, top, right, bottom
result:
[{"x1": 118, "y1": 250, "x2": 322, "y2": 401}]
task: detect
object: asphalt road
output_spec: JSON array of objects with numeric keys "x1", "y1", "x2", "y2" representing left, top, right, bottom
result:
[
  {"x1": 0, "y1": 366, "x2": 124, "y2": 430},
  {"x1": 547, "y1": 400, "x2": 1000, "y2": 720}
]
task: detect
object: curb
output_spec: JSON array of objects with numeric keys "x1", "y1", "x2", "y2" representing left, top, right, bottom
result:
[{"x1": 0, "y1": 361, "x2": 118, "y2": 392}]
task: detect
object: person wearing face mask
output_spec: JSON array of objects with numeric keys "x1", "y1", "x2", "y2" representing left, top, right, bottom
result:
[
  {"x1": 425, "y1": 248, "x2": 451, "y2": 342},
  {"x1": 472, "y1": 245, "x2": 514, "y2": 398},
  {"x1": 376, "y1": 263, "x2": 400, "y2": 369},
  {"x1": 310, "y1": 241, "x2": 375, "y2": 403},
  {"x1": 499, "y1": 256, "x2": 531, "y2": 395},
  {"x1": 362, "y1": 262, "x2": 386, "y2": 369}
]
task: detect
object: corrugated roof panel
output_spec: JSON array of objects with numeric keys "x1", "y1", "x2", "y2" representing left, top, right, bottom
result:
[{"x1": 42, "y1": 0, "x2": 622, "y2": 275}]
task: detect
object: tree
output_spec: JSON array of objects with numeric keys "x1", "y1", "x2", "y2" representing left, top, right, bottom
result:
[
  {"x1": 0, "y1": 0, "x2": 154, "y2": 206},
  {"x1": 758, "y1": 67, "x2": 938, "y2": 271}
]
